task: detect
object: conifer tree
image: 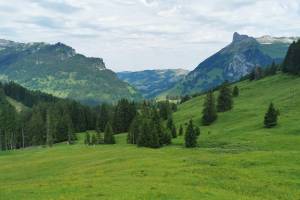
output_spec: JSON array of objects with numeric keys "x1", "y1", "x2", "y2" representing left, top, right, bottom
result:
[
  {"x1": 99, "y1": 103, "x2": 110, "y2": 132},
  {"x1": 104, "y1": 122, "x2": 115, "y2": 144},
  {"x1": 46, "y1": 109, "x2": 54, "y2": 147},
  {"x1": 282, "y1": 40, "x2": 300, "y2": 74},
  {"x1": 171, "y1": 125, "x2": 177, "y2": 138},
  {"x1": 264, "y1": 103, "x2": 279, "y2": 128},
  {"x1": 232, "y1": 86, "x2": 239, "y2": 97},
  {"x1": 137, "y1": 120, "x2": 151, "y2": 147},
  {"x1": 202, "y1": 92, "x2": 217, "y2": 125},
  {"x1": 149, "y1": 120, "x2": 160, "y2": 148},
  {"x1": 167, "y1": 115, "x2": 174, "y2": 131},
  {"x1": 159, "y1": 101, "x2": 171, "y2": 120},
  {"x1": 91, "y1": 134, "x2": 97, "y2": 145},
  {"x1": 179, "y1": 124, "x2": 183, "y2": 136},
  {"x1": 268, "y1": 61, "x2": 277, "y2": 76},
  {"x1": 194, "y1": 126, "x2": 200, "y2": 137},
  {"x1": 217, "y1": 81, "x2": 233, "y2": 112},
  {"x1": 162, "y1": 129, "x2": 172, "y2": 145},
  {"x1": 184, "y1": 120, "x2": 197, "y2": 148},
  {"x1": 84, "y1": 132, "x2": 91, "y2": 145},
  {"x1": 66, "y1": 114, "x2": 76, "y2": 145},
  {"x1": 128, "y1": 116, "x2": 140, "y2": 144}
]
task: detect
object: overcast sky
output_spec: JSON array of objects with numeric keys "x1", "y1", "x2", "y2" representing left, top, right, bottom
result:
[{"x1": 0, "y1": 0, "x2": 300, "y2": 71}]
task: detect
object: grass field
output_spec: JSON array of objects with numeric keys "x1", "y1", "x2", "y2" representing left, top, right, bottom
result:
[{"x1": 1, "y1": 74, "x2": 300, "y2": 199}]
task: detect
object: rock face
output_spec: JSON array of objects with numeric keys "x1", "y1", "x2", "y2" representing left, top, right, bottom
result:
[
  {"x1": 176, "y1": 32, "x2": 299, "y2": 95},
  {"x1": 0, "y1": 39, "x2": 141, "y2": 105},
  {"x1": 117, "y1": 69, "x2": 189, "y2": 99}
]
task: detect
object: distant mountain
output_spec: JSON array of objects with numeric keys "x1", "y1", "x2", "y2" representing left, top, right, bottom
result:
[
  {"x1": 172, "y1": 32, "x2": 299, "y2": 95},
  {"x1": 0, "y1": 39, "x2": 141, "y2": 105},
  {"x1": 117, "y1": 69, "x2": 189, "y2": 99}
]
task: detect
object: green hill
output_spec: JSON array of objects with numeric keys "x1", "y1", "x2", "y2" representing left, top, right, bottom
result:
[
  {"x1": 0, "y1": 74, "x2": 300, "y2": 199},
  {"x1": 0, "y1": 39, "x2": 141, "y2": 105}
]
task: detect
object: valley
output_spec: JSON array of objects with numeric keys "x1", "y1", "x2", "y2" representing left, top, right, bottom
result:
[{"x1": 1, "y1": 73, "x2": 300, "y2": 199}]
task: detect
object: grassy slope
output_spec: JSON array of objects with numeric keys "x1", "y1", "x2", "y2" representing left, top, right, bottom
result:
[{"x1": 1, "y1": 74, "x2": 300, "y2": 200}]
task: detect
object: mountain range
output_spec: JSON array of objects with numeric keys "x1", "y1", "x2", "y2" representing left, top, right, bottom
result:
[
  {"x1": 166, "y1": 32, "x2": 299, "y2": 96},
  {"x1": 117, "y1": 69, "x2": 189, "y2": 99},
  {"x1": 0, "y1": 33, "x2": 298, "y2": 102},
  {"x1": 0, "y1": 39, "x2": 141, "y2": 105}
]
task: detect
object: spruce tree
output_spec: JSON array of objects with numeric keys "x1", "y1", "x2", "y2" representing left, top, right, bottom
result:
[
  {"x1": 162, "y1": 129, "x2": 172, "y2": 145},
  {"x1": 232, "y1": 86, "x2": 239, "y2": 97},
  {"x1": 149, "y1": 120, "x2": 160, "y2": 148},
  {"x1": 264, "y1": 103, "x2": 279, "y2": 128},
  {"x1": 202, "y1": 92, "x2": 217, "y2": 125},
  {"x1": 104, "y1": 122, "x2": 115, "y2": 144},
  {"x1": 217, "y1": 81, "x2": 233, "y2": 112},
  {"x1": 64, "y1": 112, "x2": 75, "y2": 145},
  {"x1": 194, "y1": 126, "x2": 200, "y2": 137},
  {"x1": 166, "y1": 115, "x2": 174, "y2": 131},
  {"x1": 84, "y1": 132, "x2": 91, "y2": 145},
  {"x1": 137, "y1": 120, "x2": 151, "y2": 147},
  {"x1": 91, "y1": 134, "x2": 97, "y2": 145},
  {"x1": 179, "y1": 124, "x2": 183, "y2": 136},
  {"x1": 171, "y1": 125, "x2": 177, "y2": 138},
  {"x1": 98, "y1": 103, "x2": 110, "y2": 132},
  {"x1": 184, "y1": 120, "x2": 197, "y2": 148},
  {"x1": 46, "y1": 109, "x2": 54, "y2": 147},
  {"x1": 128, "y1": 117, "x2": 140, "y2": 144},
  {"x1": 282, "y1": 40, "x2": 300, "y2": 74}
]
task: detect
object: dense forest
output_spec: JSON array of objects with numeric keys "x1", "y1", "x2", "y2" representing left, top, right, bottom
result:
[{"x1": 0, "y1": 82, "x2": 178, "y2": 150}]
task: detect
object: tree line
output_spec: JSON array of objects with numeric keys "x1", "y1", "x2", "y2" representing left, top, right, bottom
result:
[{"x1": 0, "y1": 81, "x2": 179, "y2": 151}]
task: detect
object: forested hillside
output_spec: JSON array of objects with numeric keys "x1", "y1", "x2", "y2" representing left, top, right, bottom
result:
[
  {"x1": 117, "y1": 69, "x2": 188, "y2": 99},
  {"x1": 1, "y1": 71, "x2": 300, "y2": 199},
  {"x1": 0, "y1": 39, "x2": 141, "y2": 105}
]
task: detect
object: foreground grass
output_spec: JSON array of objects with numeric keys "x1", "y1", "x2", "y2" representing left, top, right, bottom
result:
[{"x1": 1, "y1": 74, "x2": 300, "y2": 199}]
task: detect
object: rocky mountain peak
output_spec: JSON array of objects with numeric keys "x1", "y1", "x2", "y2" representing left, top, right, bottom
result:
[{"x1": 232, "y1": 32, "x2": 250, "y2": 42}]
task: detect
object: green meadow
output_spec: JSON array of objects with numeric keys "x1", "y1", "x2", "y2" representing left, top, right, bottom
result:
[{"x1": 1, "y1": 74, "x2": 300, "y2": 200}]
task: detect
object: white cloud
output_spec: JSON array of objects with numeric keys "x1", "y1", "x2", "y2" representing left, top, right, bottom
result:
[{"x1": 0, "y1": 0, "x2": 299, "y2": 71}]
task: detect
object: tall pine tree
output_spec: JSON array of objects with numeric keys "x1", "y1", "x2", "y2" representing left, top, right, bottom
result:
[
  {"x1": 46, "y1": 108, "x2": 54, "y2": 147},
  {"x1": 264, "y1": 103, "x2": 279, "y2": 128},
  {"x1": 217, "y1": 81, "x2": 233, "y2": 112},
  {"x1": 104, "y1": 122, "x2": 115, "y2": 144},
  {"x1": 184, "y1": 120, "x2": 197, "y2": 148},
  {"x1": 202, "y1": 92, "x2": 217, "y2": 125}
]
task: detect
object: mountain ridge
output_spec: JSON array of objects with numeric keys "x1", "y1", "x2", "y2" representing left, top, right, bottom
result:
[
  {"x1": 166, "y1": 32, "x2": 299, "y2": 97},
  {"x1": 0, "y1": 39, "x2": 141, "y2": 105}
]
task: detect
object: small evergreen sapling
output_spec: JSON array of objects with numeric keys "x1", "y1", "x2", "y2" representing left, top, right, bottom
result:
[
  {"x1": 264, "y1": 103, "x2": 279, "y2": 128},
  {"x1": 184, "y1": 120, "x2": 197, "y2": 148}
]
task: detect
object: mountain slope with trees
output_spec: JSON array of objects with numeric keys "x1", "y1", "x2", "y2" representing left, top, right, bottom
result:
[
  {"x1": 1, "y1": 73, "x2": 300, "y2": 199},
  {"x1": 167, "y1": 33, "x2": 299, "y2": 97},
  {"x1": 0, "y1": 39, "x2": 141, "y2": 105},
  {"x1": 117, "y1": 69, "x2": 189, "y2": 99}
]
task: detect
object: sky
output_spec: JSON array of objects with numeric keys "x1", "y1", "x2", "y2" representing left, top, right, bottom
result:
[{"x1": 0, "y1": 0, "x2": 300, "y2": 71}]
